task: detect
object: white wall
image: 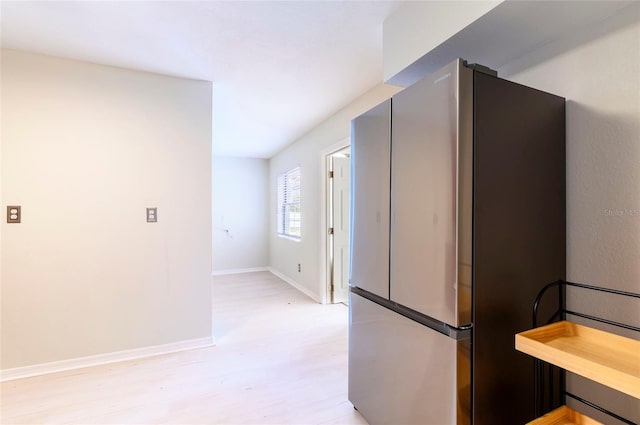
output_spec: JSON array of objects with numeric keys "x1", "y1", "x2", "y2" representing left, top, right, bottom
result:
[
  {"x1": 383, "y1": 1, "x2": 500, "y2": 81},
  {"x1": 1, "y1": 50, "x2": 213, "y2": 370},
  {"x1": 269, "y1": 83, "x2": 401, "y2": 302},
  {"x1": 499, "y1": 4, "x2": 639, "y2": 422},
  {"x1": 213, "y1": 156, "x2": 269, "y2": 272}
]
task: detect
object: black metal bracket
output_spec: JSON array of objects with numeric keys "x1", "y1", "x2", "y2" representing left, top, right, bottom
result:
[
  {"x1": 462, "y1": 60, "x2": 498, "y2": 77},
  {"x1": 531, "y1": 280, "x2": 640, "y2": 424}
]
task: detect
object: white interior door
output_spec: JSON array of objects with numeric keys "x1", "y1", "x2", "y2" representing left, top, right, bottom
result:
[{"x1": 332, "y1": 154, "x2": 350, "y2": 304}]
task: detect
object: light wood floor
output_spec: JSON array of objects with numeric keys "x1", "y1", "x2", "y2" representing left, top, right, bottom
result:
[{"x1": 1, "y1": 271, "x2": 367, "y2": 425}]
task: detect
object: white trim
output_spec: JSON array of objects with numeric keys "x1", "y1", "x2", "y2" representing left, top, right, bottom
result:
[
  {"x1": 319, "y1": 137, "x2": 351, "y2": 157},
  {"x1": 0, "y1": 336, "x2": 214, "y2": 382},
  {"x1": 276, "y1": 234, "x2": 301, "y2": 242},
  {"x1": 268, "y1": 267, "x2": 321, "y2": 303},
  {"x1": 319, "y1": 137, "x2": 351, "y2": 305},
  {"x1": 212, "y1": 267, "x2": 269, "y2": 276}
]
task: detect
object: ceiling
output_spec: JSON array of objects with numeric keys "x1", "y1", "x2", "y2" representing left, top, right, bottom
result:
[{"x1": 0, "y1": 1, "x2": 402, "y2": 158}]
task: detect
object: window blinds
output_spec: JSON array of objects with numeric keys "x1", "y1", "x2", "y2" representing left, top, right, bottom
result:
[{"x1": 277, "y1": 166, "x2": 301, "y2": 238}]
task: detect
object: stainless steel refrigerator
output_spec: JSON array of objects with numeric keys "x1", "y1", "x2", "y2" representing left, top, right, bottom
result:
[{"x1": 348, "y1": 59, "x2": 565, "y2": 424}]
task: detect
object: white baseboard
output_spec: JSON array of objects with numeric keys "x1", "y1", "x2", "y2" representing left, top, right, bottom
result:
[
  {"x1": 212, "y1": 266, "x2": 269, "y2": 276},
  {"x1": 268, "y1": 267, "x2": 321, "y2": 303},
  {"x1": 0, "y1": 336, "x2": 214, "y2": 382}
]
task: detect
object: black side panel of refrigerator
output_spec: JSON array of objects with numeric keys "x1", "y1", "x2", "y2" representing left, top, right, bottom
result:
[{"x1": 472, "y1": 72, "x2": 566, "y2": 424}]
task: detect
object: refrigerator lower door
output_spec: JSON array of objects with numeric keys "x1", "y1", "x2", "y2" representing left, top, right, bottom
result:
[{"x1": 349, "y1": 292, "x2": 470, "y2": 425}]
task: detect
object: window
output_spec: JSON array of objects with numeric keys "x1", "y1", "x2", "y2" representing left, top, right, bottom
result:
[{"x1": 277, "y1": 166, "x2": 301, "y2": 239}]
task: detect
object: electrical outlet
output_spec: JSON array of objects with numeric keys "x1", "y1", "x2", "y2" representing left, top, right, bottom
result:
[
  {"x1": 146, "y1": 208, "x2": 157, "y2": 223},
  {"x1": 7, "y1": 206, "x2": 21, "y2": 223},
  {"x1": 298, "y1": 263, "x2": 301, "y2": 272}
]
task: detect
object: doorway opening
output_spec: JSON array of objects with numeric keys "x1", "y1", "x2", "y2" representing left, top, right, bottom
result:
[{"x1": 326, "y1": 146, "x2": 351, "y2": 305}]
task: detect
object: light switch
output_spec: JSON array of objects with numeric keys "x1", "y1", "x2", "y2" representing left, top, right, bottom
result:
[
  {"x1": 146, "y1": 207, "x2": 157, "y2": 223},
  {"x1": 7, "y1": 206, "x2": 21, "y2": 223}
]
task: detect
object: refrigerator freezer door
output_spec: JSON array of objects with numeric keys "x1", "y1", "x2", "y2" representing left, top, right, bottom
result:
[
  {"x1": 349, "y1": 292, "x2": 470, "y2": 425},
  {"x1": 390, "y1": 59, "x2": 473, "y2": 327},
  {"x1": 350, "y1": 99, "x2": 391, "y2": 299}
]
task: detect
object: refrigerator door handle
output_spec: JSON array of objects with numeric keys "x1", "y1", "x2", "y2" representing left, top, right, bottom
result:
[
  {"x1": 350, "y1": 286, "x2": 472, "y2": 340},
  {"x1": 445, "y1": 323, "x2": 472, "y2": 340}
]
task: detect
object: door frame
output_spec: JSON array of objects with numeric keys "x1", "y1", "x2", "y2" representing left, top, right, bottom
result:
[{"x1": 319, "y1": 137, "x2": 350, "y2": 304}]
